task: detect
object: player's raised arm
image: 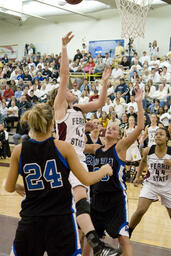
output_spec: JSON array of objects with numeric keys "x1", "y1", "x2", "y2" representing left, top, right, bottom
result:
[
  {"x1": 117, "y1": 88, "x2": 144, "y2": 151},
  {"x1": 54, "y1": 32, "x2": 74, "y2": 114},
  {"x1": 76, "y1": 66, "x2": 111, "y2": 113}
]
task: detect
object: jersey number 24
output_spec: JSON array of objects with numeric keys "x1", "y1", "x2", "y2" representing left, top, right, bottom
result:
[{"x1": 23, "y1": 159, "x2": 63, "y2": 191}]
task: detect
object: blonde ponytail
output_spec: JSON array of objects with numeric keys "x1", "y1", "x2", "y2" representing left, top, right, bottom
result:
[{"x1": 21, "y1": 103, "x2": 53, "y2": 134}]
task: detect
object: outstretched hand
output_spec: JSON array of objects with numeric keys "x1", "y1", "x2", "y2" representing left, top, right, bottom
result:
[
  {"x1": 102, "y1": 66, "x2": 112, "y2": 81},
  {"x1": 134, "y1": 88, "x2": 143, "y2": 103},
  {"x1": 62, "y1": 32, "x2": 74, "y2": 47}
]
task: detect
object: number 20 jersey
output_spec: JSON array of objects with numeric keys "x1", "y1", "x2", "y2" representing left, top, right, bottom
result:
[{"x1": 19, "y1": 137, "x2": 73, "y2": 217}]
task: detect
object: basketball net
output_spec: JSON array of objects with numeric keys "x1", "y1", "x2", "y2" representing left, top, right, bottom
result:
[{"x1": 115, "y1": 0, "x2": 153, "y2": 38}]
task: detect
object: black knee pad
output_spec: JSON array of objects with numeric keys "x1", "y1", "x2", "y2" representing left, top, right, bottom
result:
[
  {"x1": 126, "y1": 161, "x2": 132, "y2": 166},
  {"x1": 133, "y1": 161, "x2": 140, "y2": 167},
  {"x1": 76, "y1": 198, "x2": 90, "y2": 217}
]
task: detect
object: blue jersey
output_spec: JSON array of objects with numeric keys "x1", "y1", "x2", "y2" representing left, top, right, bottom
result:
[
  {"x1": 85, "y1": 133, "x2": 102, "y2": 173},
  {"x1": 19, "y1": 137, "x2": 73, "y2": 217},
  {"x1": 92, "y1": 144, "x2": 126, "y2": 211}
]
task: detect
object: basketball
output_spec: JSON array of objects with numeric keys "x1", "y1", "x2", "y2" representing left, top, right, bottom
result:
[{"x1": 65, "y1": 0, "x2": 83, "y2": 4}]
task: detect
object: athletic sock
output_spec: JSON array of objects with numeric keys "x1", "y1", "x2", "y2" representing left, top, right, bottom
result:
[{"x1": 129, "y1": 227, "x2": 134, "y2": 238}]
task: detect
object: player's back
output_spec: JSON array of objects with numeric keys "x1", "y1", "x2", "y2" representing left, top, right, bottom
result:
[{"x1": 19, "y1": 137, "x2": 72, "y2": 217}]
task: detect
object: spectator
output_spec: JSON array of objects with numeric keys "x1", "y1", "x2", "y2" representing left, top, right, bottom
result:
[
  {"x1": 107, "y1": 111, "x2": 121, "y2": 127},
  {"x1": 33, "y1": 72, "x2": 44, "y2": 82},
  {"x1": 3, "y1": 85, "x2": 14, "y2": 101},
  {"x1": 14, "y1": 86, "x2": 22, "y2": 99},
  {"x1": 120, "y1": 56, "x2": 130, "y2": 70},
  {"x1": 127, "y1": 95, "x2": 138, "y2": 113},
  {"x1": 18, "y1": 95, "x2": 31, "y2": 117},
  {"x1": 80, "y1": 79, "x2": 91, "y2": 93},
  {"x1": 22, "y1": 70, "x2": 32, "y2": 82},
  {"x1": 73, "y1": 49, "x2": 83, "y2": 62},
  {"x1": 152, "y1": 84, "x2": 167, "y2": 106},
  {"x1": 13, "y1": 121, "x2": 29, "y2": 145},
  {"x1": 127, "y1": 106, "x2": 137, "y2": 121},
  {"x1": 0, "y1": 123, "x2": 11, "y2": 159},
  {"x1": 149, "y1": 40, "x2": 159, "y2": 57},
  {"x1": 71, "y1": 83, "x2": 81, "y2": 98},
  {"x1": 28, "y1": 90, "x2": 39, "y2": 106},
  {"x1": 102, "y1": 97, "x2": 113, "y2": 114},
  {"x1": 115, "y1": 79, "x2": 129, "y2": 102},
  {"x1": 89, "y1": 89, "x2": 99, "y2": 102},
  {"x1": 114, "y1": 91, "x2": 125, "y2": 105},
  {"x1": 114, "y1": 97, "x2": 125, "y2": 118},
  {"x1": 120, "y1": 113, "x2": 128, "y2": 136},
  {"x1": 94, "y1": 59, "x2": 105, "y2": 73},
  {"x1": 103, "y1": 52, "x2": 113, "y2": 66},
  {"x1": 81, "y1": 43, "x2": 87, "y2": 55},
  {"x1": 42, "y1": 65, "x2": 52, "y2": 78},
  {"x1": 2, "y1": 54, "x2": 9, "y2": 64},
  {"x1": 112, "y1": 63, "x2": 123, "y2": 80},
  {"x1": 79, "y1": 90, "x2": 89, "y2": 104},
  {"x1": 115, "y1": 41, "x2": 125, "y2": 58},
  {"x1": 139, "y1": 51, "x2": 150, "y2": 65},
  {"x1": 99, "y1": 111, "x2": 109, "y2": 128},
  {"x1": 5, "y1": 100, "x2": 19, "y2": 131}
]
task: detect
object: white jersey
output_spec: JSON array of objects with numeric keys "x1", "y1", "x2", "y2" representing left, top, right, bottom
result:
[
  {"x1": 148, "y1": 126, "x2": 159, "y2": 147},
  {"x1": 56, "y1": 107, "x2": 85, "y2": 161},
  {"x1": 126, "y1": 127, "x2": 138, "y2": 148},
  {"x1": 145, "y1": 145, "x2": 171, "y2": 187}
]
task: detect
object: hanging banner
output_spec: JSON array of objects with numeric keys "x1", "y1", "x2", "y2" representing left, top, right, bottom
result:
[
  {"x1": 89, "y1": 40, "x2": 125, "y2": 58},
  {"x1": 0, "y1": 44, "x2": 18, "y2": 59}
]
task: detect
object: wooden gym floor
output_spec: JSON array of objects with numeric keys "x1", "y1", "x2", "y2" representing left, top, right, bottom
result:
[{"x1": 0, "y1": 158, "x2": 171, "y2": 255}]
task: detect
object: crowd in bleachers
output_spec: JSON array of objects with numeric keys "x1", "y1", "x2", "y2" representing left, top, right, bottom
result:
[{"x1": 0, "y1": 39, "x2": 171, "y2": 159}]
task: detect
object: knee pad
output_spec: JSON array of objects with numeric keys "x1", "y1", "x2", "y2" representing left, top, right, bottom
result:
[
  {"x1": 126, "y1": 161, "x2": 132, "y2": 166},
  {"x1": 76, "y1": 198, "x2": 90, "y2": 217},
  {"x1": 133, "y1": 161, "x2": 140, "y2": 167}
]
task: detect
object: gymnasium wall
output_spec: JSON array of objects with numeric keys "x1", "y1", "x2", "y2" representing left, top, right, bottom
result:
[{"x1": 0, "y1": 4, "x2": 170, "y2": 59}]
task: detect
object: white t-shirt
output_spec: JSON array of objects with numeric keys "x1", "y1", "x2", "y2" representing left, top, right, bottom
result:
[
  {"x1": 112, "y1": 68, "x2": 123, "y2": 79},
  {"x1": 160, "y1": 113, "x2": 171, "y2": 127}
]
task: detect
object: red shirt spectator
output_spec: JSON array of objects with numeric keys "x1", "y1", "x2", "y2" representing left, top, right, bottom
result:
[
  {"x1": 3, "y1": 85, "x2": 14, "y2": 100},
  {"x1": 89, "y1": 90, "x2": 99, "y2": 102}
]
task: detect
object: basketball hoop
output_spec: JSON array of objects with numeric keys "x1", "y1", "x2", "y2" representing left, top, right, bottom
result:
[{"x1": 115, "y1": 0, "x2": 153, "y2": 38}]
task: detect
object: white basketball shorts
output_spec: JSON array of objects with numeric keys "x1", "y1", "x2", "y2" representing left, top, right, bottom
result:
[
  {"x1": 126, "y1": 146, "x2": 141, "y2": 162},
  {"x1": 69, "y1": 161, "x2": 88, "y2": 190},
  {"x1": 140, "y1": 180, "x2": 171, "y2": 209}
]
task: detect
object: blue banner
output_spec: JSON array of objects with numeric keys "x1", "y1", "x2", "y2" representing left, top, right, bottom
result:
[{"x1": 89, "y1": 39, "x2": 125, "y2": 58}]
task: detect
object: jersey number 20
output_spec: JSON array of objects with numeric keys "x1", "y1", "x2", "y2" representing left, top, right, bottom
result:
[{"x1": 24, "y1": 159, "x2": 63, "y2": 191}]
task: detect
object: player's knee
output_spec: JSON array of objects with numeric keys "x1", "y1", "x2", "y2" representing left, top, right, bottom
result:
[
  {"x1": 118, "y1": 235, "x2": 130, "y2": 247},
  {"x1": 76, "y1": 198, "x2": 90, "y2": 217}
]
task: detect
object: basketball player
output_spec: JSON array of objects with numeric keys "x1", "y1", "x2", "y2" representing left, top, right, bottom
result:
[
  {"x1": 142, "y1": 114, "x2": 159, "y2": 147},
  {"x1": 124, "y1": 116, "x2": 141, "y2": 180},
  {"x1": 129, "y1": 128, "x2": 171, "y2": 237},
  {"x1": 85, "y1": 119, "x2": 104, "y2": 179},
  {"x1": 5, "y1": 103, "x2": 113, "y2": 256},
  {"x1": 85, "y1": 88, "x2": 144, "y2": 256},
  {"x1": 53, "y1": 32, "x2": 118, "y2": 256}
]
